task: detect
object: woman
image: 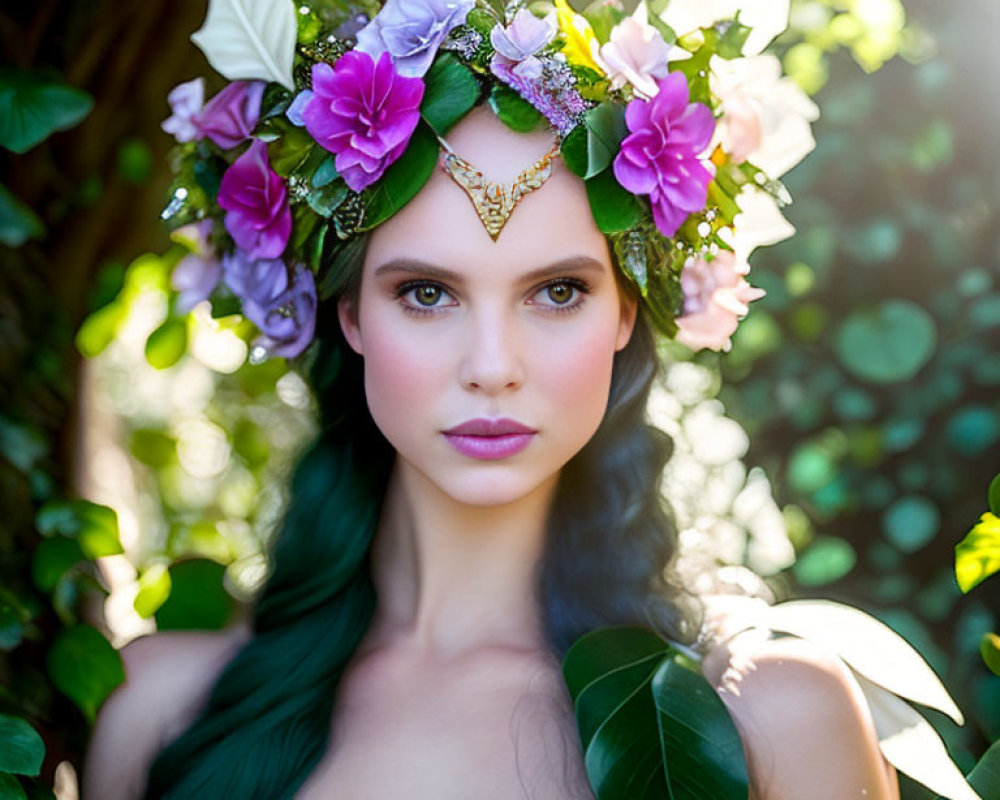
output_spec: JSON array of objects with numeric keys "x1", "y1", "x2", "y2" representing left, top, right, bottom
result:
[{"x1": 80, "y1": 1, "x2": 917, "y2": 797}]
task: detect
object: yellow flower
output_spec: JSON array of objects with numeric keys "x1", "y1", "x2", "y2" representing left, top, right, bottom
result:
[{"x1": 554, "y1": 0, "x2": 603, "y2": 73}]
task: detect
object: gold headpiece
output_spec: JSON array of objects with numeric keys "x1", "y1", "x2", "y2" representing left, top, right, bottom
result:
[{"x1": 438, "y1": 136, "x2": 561, "y2": 241}]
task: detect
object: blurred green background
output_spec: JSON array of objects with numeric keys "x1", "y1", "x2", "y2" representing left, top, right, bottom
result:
[{"x1": 1, "y1": 0, "x2": 998, "y2": 798}]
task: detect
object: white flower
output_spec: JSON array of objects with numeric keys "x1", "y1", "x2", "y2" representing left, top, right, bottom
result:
[
  {"x1": 658, "y1": 0, "x2": 791, "y2": 56},
  {"x1": 712, "y1": 54, "x2": 820, "y2": 178},
  {"x1": 596, "y1": 4, "x2": 671, "y2": 97},
  {"x1": 725, "y1": 187, "x2": 797, "y2": 260}
]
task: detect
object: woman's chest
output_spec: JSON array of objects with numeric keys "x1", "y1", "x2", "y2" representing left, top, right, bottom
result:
[{"x1": 294, "y1": 652, "x2": 595, "y2": 800}]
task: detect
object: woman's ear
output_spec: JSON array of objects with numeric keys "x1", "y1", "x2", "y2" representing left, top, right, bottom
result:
[
  {"x1": 337, "y1": 296, "x2": 364, "y2": 356},
  {"x1": 615, "y1": 292, "x2": 639, "y2": 352}
]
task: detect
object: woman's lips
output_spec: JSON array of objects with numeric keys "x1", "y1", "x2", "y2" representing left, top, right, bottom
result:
[{"x1": 443, "y1": 432, "x2": 536, "y2": 460}]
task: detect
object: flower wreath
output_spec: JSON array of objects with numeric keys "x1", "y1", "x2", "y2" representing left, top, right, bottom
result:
[{"x1": 161, "y1": 0, "x2": 818, "y2": 363}]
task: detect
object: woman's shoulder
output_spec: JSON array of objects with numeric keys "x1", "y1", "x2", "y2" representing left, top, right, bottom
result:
[
  {"x1": 82, "y1": 623, "x2": 252, "y2": 800},
  {"x1": 702, "y1": 621, "x2": 900, "y2": 800}
]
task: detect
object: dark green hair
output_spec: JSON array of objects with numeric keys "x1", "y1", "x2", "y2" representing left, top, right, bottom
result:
[{"x1": 140, "y1": 236, "x2": 698, "y2": 798}]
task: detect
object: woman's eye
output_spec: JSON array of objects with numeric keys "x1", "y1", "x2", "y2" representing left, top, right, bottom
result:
[
  {"x1": 412, "y1": 285, "x2": 445, "y2": 306},
  {"x1": 397, "y1": 281, "x2": 455, "y2": 314},
  {"x1": 540, "y1": 282, "x2": 576, "y2": 305}
]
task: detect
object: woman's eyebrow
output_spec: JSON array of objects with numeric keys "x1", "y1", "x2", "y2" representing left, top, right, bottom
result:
[{"x1": 373, "y1": 256, "x2": 606, "y2": 284}]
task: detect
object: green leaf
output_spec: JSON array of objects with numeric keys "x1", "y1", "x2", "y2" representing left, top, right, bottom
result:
[
  {"x1": 306, "y1": 180, "x2": 348, "y2": 218},
  {"x1": 47, "y1": 625, "x2": 124, "y2": 722},
  {"x1": 989, "y1": 473, "x2": 1000, "y2": 517},
  {"x1": 155, "y1": 559, "x2": 233, "y2": 631},
  {"x1": 31, "y1": 537, "x2": 85, "y2": 593},
  {"x1": 75, "y1": 300, "x2": 126, "y2": 359},
  {"x1": 129, "y1": 428, "x2": 176, "y2": 468},
  {"x1": 0, "y1": 715, "x2": 44, "y2": 776},
  {"x1": 652, "y1": 659, "x2": 750, "y2": 800},
  {"x1": 145, "y1": 317, "x2": 188, "y2": 369},
  {"x1": 561, "y1": 125, "x2": 589, "y2": 178},
  {"x1": 77, "y1": 502, "x2": 122, "y2": 559},
  {"x1": 311, "y1": 156, "x2": 339, "y2": 189},
  {"x1": 564, "y1": 626, "x2": 672, "y2": 702},
  {"x1": 421, "y1": 53, "x2": 480, "y2": 135},
  {"x1": 955, "y1": 512, "x2": 1000, "y2": 593},
  {"x1": 968, "y1": 741, "x2": 1000, "y2": 798},
  {"x1": 834, "y1": 300, "x2": 937, "y2": 384},
  {"x1": 584, "y1": 104, "x2": 627, "y2": 179},
  {"x1": 581, "y1": 0, "x2": 626, "y2": 43},
  {"x1": 980, "y1": 633, "x2": 1000, "y2": 677},
  {"x1": 489, "y1": 84, "x2": 545, "y2": 133},
  {"x1": 0, "y1": 773, "x2": 27, "y2": 800},
  {"x1": 134, "y1": 563, "x2": 172, "y2": 619},
  {"x1": 714, "y1": 19, "x2": 752, "y2": 59},
  {"x1": 793, "y1": 535, "x2": 856, "y2": 586},
  {"x1": 0, "y1": 184, "x2": 44, "y2": 247},
  {"x1": 585, "y1": 170, "x2": 641, "y2": 233},
  {"x1": 361, "y1": 122, "x2": 439, "y2": 231},
  {"x1": 0, "y1": 68, "x2": 93, "y2": 154}
]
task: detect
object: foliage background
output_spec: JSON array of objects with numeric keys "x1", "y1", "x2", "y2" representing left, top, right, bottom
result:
[{"x1": 0, "y1": 0, "x2": 997, "y2": 798}]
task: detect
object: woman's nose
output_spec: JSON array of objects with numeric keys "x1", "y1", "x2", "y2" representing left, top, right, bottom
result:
[{"x1": 458, "y1": 307, "x2": 525, "y2": 394}]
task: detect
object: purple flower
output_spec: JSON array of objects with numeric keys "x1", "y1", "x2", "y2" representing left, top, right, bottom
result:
[
  {"x1": 286, "y1": 90, "x2": 314, "y2": 127},
  {"x1": 613, "y1": 72, "x2": 716, "y2": 238},
  {"x1": 217, "y1": 139, "x2": 292, "y2": 260},
  {"x1": 170, "y1": 219, "x2": 221, "y2": 313},
  {"x1": 222, "y1": 248, "x2": 288, "y2": 301},
  {"x1": 303, "y1": 51, "x2": 423, "y2": 192},
  {"x1": 490, "y1": 9, "x2": 557, "y2": 79},
  {"x1": 244, "y1": 263, "x2": 317, "y2": 358},
  {"x1": 162, "y1": 78, "x2": 205, "y2": 142},
  {"x1": 355, "y1": 0, "x2": 474, "y2": 78},
  {"x1": 196, "y1": 81, "x2": 265, "y2": 149}
]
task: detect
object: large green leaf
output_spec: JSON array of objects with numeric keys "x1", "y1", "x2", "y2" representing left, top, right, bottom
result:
[
  {"x1": 584, "y1": 103, "x2": 628, "y2": 179},
  {"x1": 360, "y1": 122, "x2": 439, "y2": 231},
  {"x1": 652, "y1": 659, "x2": 749, "y2": 800},
  {"x1": 0, "y1": 184, "x2": 44, "y2": 247},
  {"x1": 31, "y1": 537, "x2": 85, "y2": 593},
  {"x1": 0, "y1": 773, "x2": 27, "y2": 800},
  {"x1": 967, "y1": 740, "x2": 1000, "y2": 799},
  {"x1": 0, "y1": 715, "x2": 44, "y2": 776},
  {"x1": 47, "y1": 625, "x2": 125, "y2": 722},
  {"x1": 585, "y1": 169, "x2": 641, "y2": 233},
  {"x1": 0, "y1": 68, "x2": 93, "y2": 154},
  {"x1": 421, "y1": 53, "x2": 480, "y2": 135},
  {"x1": 489, "y1": 84, "x2": 545, "y2": 133}
]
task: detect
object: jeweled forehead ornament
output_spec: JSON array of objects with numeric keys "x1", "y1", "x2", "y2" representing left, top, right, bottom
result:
[{"x1": 437, "y1": 135, "x2": 561, "y2": 241}]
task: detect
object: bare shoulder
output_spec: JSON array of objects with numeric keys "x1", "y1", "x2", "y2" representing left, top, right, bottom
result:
[
  {"x1": 702, "y1": 631, "x2": 900, "y2": 800},
  {"x1": 81, "y1": 623, "x2": 252, "y2": 800}
]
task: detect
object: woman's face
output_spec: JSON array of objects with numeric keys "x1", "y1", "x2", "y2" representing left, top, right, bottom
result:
[{"x1": 338, "y1": 106, "x2": 637, "y2": 507}]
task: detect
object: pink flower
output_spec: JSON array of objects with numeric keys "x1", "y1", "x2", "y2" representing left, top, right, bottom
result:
[
  {"x1": 612, "y1": 72, "x2": 716, "y2": 238},
  {"x1": 303, "y1": 51, "x2": 424, "y2": 193},
  {"x1": 217, "y1": 139, "x2": 291, "y2": 260},
  {"x1": 197, "y1": 81, "x2": 266, "y2": 149},
  {"x1": 597, "y1": 5, "x2": 672, "y2": 98},
  {"x1": 674, "y1": 251, "x2": 766, "y2": 353}
]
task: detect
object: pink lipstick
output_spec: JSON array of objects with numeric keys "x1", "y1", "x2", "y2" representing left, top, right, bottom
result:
[{"x1": 442, "y1": 417, "x2": 537, "y2": 460}]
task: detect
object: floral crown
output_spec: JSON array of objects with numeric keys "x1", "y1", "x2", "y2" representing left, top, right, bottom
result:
[{"x1": 161, "y1": 0, "x2": 818, "y2": 362}]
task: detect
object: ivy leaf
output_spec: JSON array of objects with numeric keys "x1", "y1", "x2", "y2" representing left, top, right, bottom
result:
[
  {"x1": 955, "y1": 512, "x2": 1000, "y2": 593},
  {"x1": 190, "y1": 0, "x2": 297, "y2": 90},
  {"x1": 0, "y1": 68, "x2": 93, "y2": 154},
  {"x1": 0, "y1": 715, "x2": 44, "y2": 776},
  {"x1": 47, "y1": 625, "x2": 125, "y2": 723},
  {"x1": 489, "y1": 84, "x2": 545, "y2": 133},
  {"x1": 361, "y1": 122, "x2": 439, "y2": 231},
  {"x1": 421, "y1": 53, "x2": 480, "y2": 136},
  {"x1": 585, "y1": 169, "x2": 641, "y2": 233}
]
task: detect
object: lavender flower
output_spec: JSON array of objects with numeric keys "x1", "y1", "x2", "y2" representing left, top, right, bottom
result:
[
  {"x1": 303, "y1": 51, "x2": 423, "y2": 192},
  {"x1": 613, "y1": 72, "x2": 715, "y2": 238},
  {"x1": 244, "y1": 263, "x2": 318, "y2": 358},
  {"x1": 196, "y1": 80, "x2": 266, "y2": 149},
  {"x1": 490, "y1": 9, "x2": 557, "y2": 79},
  {"x1": 162, "y1": 78, "x2": 205, "y2": 142},
  {"x1": 491, "y1": 57, "x2": 589, "y2": 135},
  {"x1": 355, "y1": 0, "x2": 474, "y2": 78},
  {"x1": 217, "y1": 139, "x2": 292, "y2": 260},
  {"x1": 221, "y1": 247, "x2": 288, "y2": 301},
  {"x1": 170, "y1": 220, "x2": 221, "y2": 313},
  {"x1": 286, "y1": 90, "x2": 314, "y2": 127}
]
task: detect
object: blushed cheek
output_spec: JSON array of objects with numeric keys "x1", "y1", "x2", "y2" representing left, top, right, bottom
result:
[{"x1": 544, "y1": 327, "x2": 617, "y2": 436}]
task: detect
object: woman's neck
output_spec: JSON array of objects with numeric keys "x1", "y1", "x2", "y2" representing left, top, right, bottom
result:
[{"x1": 363, "y1": 456, "x2": 559, "y2": 664}]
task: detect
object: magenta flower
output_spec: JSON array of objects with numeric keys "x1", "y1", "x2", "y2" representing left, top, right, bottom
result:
[
  {"x1": 302, "y1": 51, "x2": 423, "y2": 192},
  {"x1": 217, "y1": 139, "x2": 291, "y2": 260},
  {"x1": 197, "y1": 81, "x2": 265, "y2": 149},
  {"x1": 613, "y1": 72, "x2": 716, "y2": 238}
]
